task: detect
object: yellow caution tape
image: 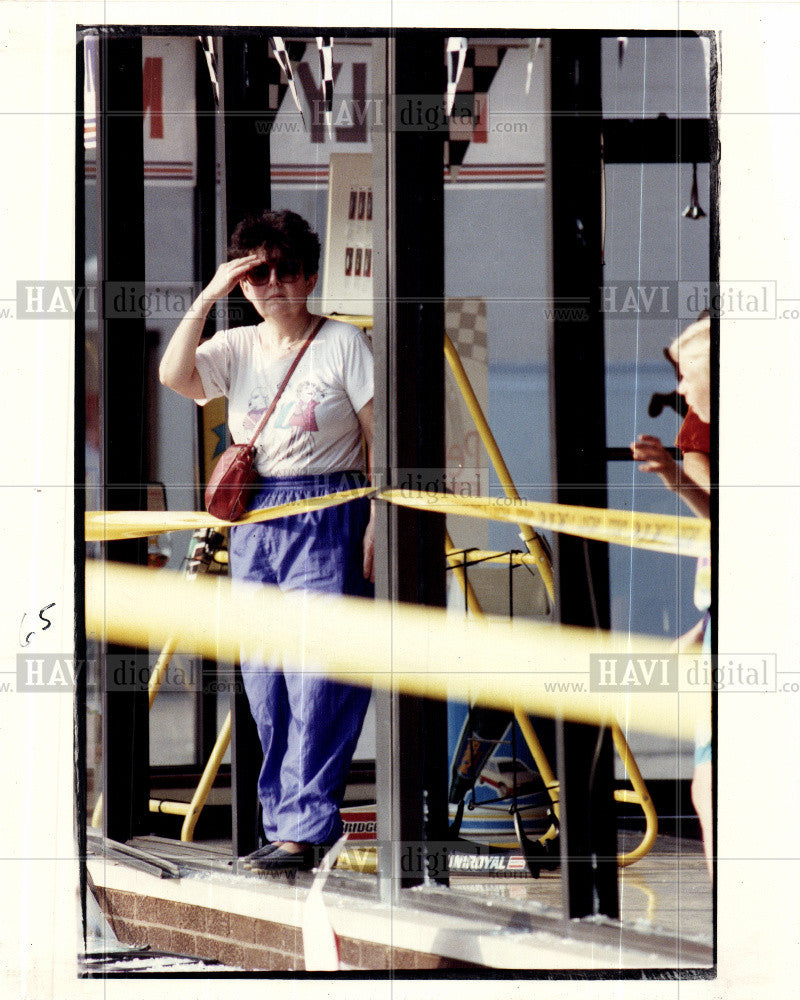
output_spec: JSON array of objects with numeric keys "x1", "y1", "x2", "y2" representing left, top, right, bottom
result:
[
  {"x1": 383, "y1": 490, "x2": 710, "y2": 558},
  {"x1": 85, "y1": 561, "x2": 707, "y2": 740},
  {"x1": 84, "y1": 487, "x2": 376, "y2": 542},
  {"x1": 86, "y1": 486, "x2": 709, "y2": 558},
  {"x1": 445, "y1": 547, "x2": 542, "y2": 567}
]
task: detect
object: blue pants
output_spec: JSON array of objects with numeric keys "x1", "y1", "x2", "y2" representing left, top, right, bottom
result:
[{"x1": 229, "y1": 472, "x2": 373, "y2": 845}]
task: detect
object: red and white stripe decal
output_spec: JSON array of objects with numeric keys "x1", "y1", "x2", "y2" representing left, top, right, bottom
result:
[
  {"x1": 271, "y1": 163, "x2": 546, "y2": 185},
  {"x1": 85, "y1": 160, "x2": 194, "y2": 180},
  {"x1": 84, "y1": 162, "x2": 544, "y2": 184}
]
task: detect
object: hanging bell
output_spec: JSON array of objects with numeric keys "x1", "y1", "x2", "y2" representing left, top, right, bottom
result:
[{"x1": 682, "y1": 162, "x2": 707, "y2": 219}]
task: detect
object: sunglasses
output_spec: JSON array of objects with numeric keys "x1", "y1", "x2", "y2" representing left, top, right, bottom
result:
[{"x1": 244, "y1": 259, "x2": 303, "y2": 284}]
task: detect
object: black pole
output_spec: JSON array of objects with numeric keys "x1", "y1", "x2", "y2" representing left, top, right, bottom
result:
[
  {"x1": 707, "y1": 32, "x2": 720, "y2": 925},
  {"x1": 75, "y1": 34, "x2": 88, "y2": 943},
  {"x1": 374, "y1": 35, "x2": 449, "y2": 895},
  {"x1": 99, "y1": 36, "x2": 150, "y2": 843},
  {"x1": 550, "y1": 32, "x2": 610, "y2": 630},
  {"x1": 220, "y1": 36, "x2": 274, "y2": 856},
  {"x1": 556, "y1": 719, "x2": 619, "y2": 920},
  {"x1": 550, "y1": 33, "x2": 618, "y2": 919},
  {"x1": 221, "y1": 35, "x2": 275, "y2": 328},
  {"x1": 194, "y1": 41, "x2": 224, "y2": 770}
]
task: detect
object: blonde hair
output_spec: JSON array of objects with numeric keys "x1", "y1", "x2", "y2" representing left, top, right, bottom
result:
[{"x1": 669, "y1": 316, "x2": 710, "y2": 378}]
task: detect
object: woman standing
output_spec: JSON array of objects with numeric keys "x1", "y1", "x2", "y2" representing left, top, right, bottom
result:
[{"x1": 160, "y1": 210, "x2": 374, "y2": 871}]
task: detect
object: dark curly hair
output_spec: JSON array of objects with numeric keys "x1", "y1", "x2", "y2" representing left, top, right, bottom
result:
[{"x1": 228, "y1": 209, "x2": 321, "y2": 277}]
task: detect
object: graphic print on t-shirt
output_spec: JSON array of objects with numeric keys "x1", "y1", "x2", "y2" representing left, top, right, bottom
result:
[
  {"x1": 276, "y1": 380, "x2": 329, "y2": 455},
  {"x1": 241, "y1": 387, "x2": 274, "y2": 439},
  {"x1": 194, "y1": 320, "x2": 372, "y2": 475},
  {"x1": 241, "y1": 380, "x2": 328, "y2": 464},
  {"x1": 278, "y1": 380, "x2": 324, "y2": 432}
]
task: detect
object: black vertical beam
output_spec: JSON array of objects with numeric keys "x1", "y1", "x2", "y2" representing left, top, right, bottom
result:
[
  {"x1": 221, "y1": 36, "x2": 272, "y2": 856},
  {"x1": 375, "y1": 35, "x2": 449, "y2": 895},
  {"x1": 706, "y1": 33, "x2": 720, "y2": 920},
  {"x1": 221, "y1": 37, "x2": 273, "y2": 218},
  {"x1": 221, "y1": 36, "x2": 275, "y2": 328},
  {"x1": 550, "y1": 34, "x2": 618, "y2": 919},
  {"x1": 550, "y1": 33, "x2": 610, "y2": 629},
  {"x1": 556, "y1": 719, "x2": 619, "y2": 920},
  {"x1": 75, "y1": 35, "x2": 88, "y2": 941},
  {"x1": 371, "y1": 38, "x2": 393, "y2": 896},
  {"x1": 99, "y1": 36, "x2": 150, "y2": 843},
  {"x1": 194, "y1": 42, "x2": 218, "y2": 294},
  {"x1": 194, "y1": 42, "x2": 223, "y2": 767}
]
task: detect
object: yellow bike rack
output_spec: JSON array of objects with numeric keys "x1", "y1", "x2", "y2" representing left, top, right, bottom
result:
[
  {"x1": 148, "y1": 710, "x2": 232, "y2": 842},
  {"x1": 443, "y1": 333, "x2": 554, "y2": 601},
  {"x1": 442, "y1": 332, "x2": 658, "y2": 866},
  {"x1": 445, "y1": 533, "x2": 657, "y2": 866}
]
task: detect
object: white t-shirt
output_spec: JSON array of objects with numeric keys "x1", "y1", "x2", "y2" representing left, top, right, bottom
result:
[{"x1": 195, "y1": 318, "x2": 373, "y2": 476}]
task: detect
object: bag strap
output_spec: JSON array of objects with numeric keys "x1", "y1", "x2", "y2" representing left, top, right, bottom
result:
[{"x1": 244, "y1": 315, "x2": 324, "y2": 448}]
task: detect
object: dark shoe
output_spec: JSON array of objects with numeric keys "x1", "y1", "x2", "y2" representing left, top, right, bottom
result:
[
  {"x1": 248, "y1": 843, "x2": 324, "y2": 873},
  {"x1": 238, "y1": 842, "x2": 279, "y2": 871}
]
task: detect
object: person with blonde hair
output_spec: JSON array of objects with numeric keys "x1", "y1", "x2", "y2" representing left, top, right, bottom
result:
[
  {"x1": 632, "y1": 316, "x2": 711, "y2": 519},
  {"x1": 632, "y1": 314, "x2": 713, "y2": 877}
]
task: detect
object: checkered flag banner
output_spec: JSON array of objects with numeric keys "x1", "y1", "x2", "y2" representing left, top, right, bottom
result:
[
  {"x1": 316, "y1": 36, "x2": 335, "y2": 140},
  {"x1": 446, "y1": 298, "x2": 488, "y2": 366},
  {"x1": 444, "y1": 42, "x2": 507, "y2": 171},
  {"x1": 444, "y1": 298, "x2": 489, "y2": 547},
  {"x1": 445, "y1": 37, "x2": 468, "y2": 117},
  {"x1": 198, "y1": 36, "x2": 220, "y2": 108},
  {"x1": 271, "y1": 36, "x2": 306, "y2": 129}
]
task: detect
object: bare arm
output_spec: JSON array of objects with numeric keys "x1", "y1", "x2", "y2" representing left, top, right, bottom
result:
[
  {"x1": 631, "y1": 434, "x2": 711, "y2": 519},
  {"x1": 683, "y1": 450, "x2": 710, "y2": 491},
  {"x1": 159, "y1": 255, "x2": 260, "y2": 398},
  {"x1": 357, "y1": 399, "x2": 375, "y2": 583}
]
